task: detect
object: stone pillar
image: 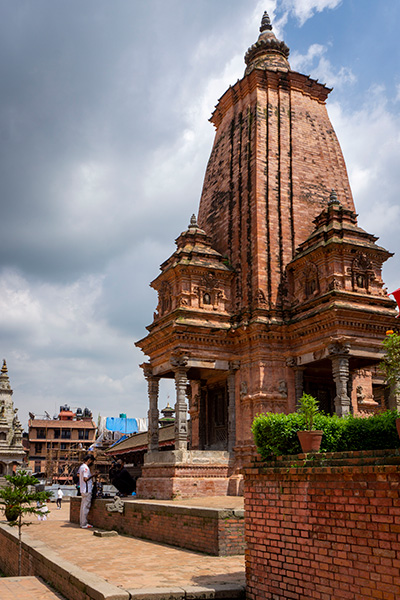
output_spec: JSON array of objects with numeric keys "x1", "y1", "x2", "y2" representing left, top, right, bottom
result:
[
  {"x1": 286, "y1": 358, "x2": 304, "y2": 409},
  {"x1": 329, "y1": 341, "x2": 351, "y2": 417},
  {"x1": 294, "y1": 368, "x2": 305, "y2": 408},
  {"x1": 171, "y1": 355, "x2": 189, "y2": 451},
  {"x1": 228, "y1": 362, "x2": 239, "y2": 454},
  {"x1": 142, "y1": 363, "x2": 160, "y2": 453}
]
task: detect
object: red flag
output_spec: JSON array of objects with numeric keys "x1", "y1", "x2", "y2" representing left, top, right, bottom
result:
[{"x1": 390, "y1": 288, "x2": 400, "y2": 313}]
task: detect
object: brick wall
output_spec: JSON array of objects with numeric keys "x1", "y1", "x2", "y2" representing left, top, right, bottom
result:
[
  {"x1": 70, "y1": 497, "x2": 245, "y2": 556},
  {"x1": 0, "y1": 523, "x2": 129, "y2": 600},
  {"x1": 244, "y1": 450, "x2": 400, "y2": 600}
]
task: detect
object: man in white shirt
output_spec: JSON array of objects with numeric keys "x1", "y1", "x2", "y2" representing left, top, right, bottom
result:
[
  {"x1": 78, "y1": 454, "x2": 96, "y2": 529},
  {"x1": 56, "y1": 487, "x2": 63, "y2": 509}
]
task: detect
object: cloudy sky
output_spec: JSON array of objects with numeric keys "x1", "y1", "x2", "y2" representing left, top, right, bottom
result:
[{"x1": 1, "y1": 0, "x2": 399, "y2": 429}]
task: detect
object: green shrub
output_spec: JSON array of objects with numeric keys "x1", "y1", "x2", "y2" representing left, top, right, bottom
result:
[{"x1": 252, "y1": 409, "x2": 400, "y2": 459}]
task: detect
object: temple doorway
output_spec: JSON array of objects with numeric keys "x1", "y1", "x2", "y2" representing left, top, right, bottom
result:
[
  {"x1": 200, "y1": 383, "x2": 228, "y2": 450},
  {"x1": 303, "y1": 362, "x2": 336, "y2": 415}
]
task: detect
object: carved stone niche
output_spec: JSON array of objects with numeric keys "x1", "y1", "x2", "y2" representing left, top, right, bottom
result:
[
  {"x1": 158, "y1": 281, "x2": 172, "y2": 316},
  {"x1": 302, "y1": 263, "x2": 320, "y2": 301},
  {"x1": 194, "y1": 271, "x2": 227, "y2": 311},
  {"x1": 351, "y1": 252, "x2": 375, "y2": 293}
]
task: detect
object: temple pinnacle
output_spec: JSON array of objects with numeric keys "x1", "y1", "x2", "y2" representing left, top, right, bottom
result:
[
  {"x1": 328, "y1": 189, "x2": 340, "y2": 205},
  {"x1": 189, "y1": 214, "x2": 198, "y2": 228},
  {"x1": 260, "y1": 11, "x2": 272, "y2": 32}
]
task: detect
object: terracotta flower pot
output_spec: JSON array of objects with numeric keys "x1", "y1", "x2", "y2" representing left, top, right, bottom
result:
[{"x1": 297, "y1": 430, "x2": 323, "y2": 453}]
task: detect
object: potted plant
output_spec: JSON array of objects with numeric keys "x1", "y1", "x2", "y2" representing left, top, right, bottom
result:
[{"x1": 297, "y1": 393, "x2": 323, "y2": 453}]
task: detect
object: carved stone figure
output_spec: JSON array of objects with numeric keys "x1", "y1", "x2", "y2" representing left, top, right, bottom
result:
[{"x1": 106, "y1": 496, "x2": 125, "y2": 514}]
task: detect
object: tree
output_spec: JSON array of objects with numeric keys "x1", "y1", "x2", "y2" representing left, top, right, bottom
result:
[
  {"x1": 381, "y1": 331, "x2": 400, "y2": 389},
  {"x1": 0, "y1": 470, "x2": 52, "y2": 575}
]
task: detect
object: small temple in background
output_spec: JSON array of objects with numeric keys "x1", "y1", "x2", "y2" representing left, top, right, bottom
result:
[
  {"x1": 135, "y1": 12, "x2": 397, "y2": 498},
  {"x1": 0, "y1": 360, "x2": 25, "y2": 480}
]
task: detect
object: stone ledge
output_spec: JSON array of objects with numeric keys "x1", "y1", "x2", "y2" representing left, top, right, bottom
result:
[
  {"x1": 126, "y1": 588, "x2": 185, "y2": 600},
  {"x1": 124, "y1": 500, "x2": 240, "y2": 520},
  {"x1": 245, "y1": 447, "x2": 400, "y2": 475},
  {"x1": 0, "y1": 523, "x2": 130, "y2": 600},
  {"x1": 126, "y1": 584, "x2": 245, "y2": 600}
]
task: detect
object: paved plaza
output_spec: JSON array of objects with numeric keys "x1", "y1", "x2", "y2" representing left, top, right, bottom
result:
[
  {"x1": 0, "y1": 576, "x2": 65, "y2": 600},
  {"x1": 1, "y1": 498, "x2": 245, "y2": 599}
]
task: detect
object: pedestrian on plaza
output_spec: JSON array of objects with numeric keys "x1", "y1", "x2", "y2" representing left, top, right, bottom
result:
[
  {"x1": 37, "y1": 500, "x2": 49, "y2": 522},
  {"x1": 56, "y1": 487, "x2": 63, "y2": 509},
  {"x1": 78, "y1": 454, "x2": 97, "y2": 529}
]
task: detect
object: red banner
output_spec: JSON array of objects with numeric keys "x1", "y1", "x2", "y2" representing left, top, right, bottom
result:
[{"x1": 390, "y1": 288, "x2": 400, "y2": 313}]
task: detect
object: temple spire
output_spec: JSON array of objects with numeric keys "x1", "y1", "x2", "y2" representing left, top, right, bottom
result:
[
  {"x1": 244, "y1": 11, "x2": 290, "y2": 74},
  {"x1": 260, "y1": 11, "x2": 272, "y2": 32},
  {"x1": 0, "y1": 358, "x2": 12, "y2": 392}
]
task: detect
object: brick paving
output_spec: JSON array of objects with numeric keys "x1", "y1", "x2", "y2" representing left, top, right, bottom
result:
[
  {"x1": 0, "y1": 576, "x2": 65, "y2": 599},
  {"x1": 24, "y1": 499, "x2": 245, "y2": 592}
]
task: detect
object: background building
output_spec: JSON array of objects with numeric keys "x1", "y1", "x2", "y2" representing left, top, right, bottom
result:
[{"x1": 28, "y1": 406, "x2": 96, "y2": 483}]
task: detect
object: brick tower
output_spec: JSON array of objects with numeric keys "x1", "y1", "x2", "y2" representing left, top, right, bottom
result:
[{"x1": 136, "y1": 13, "x2": 397, "y2": 498}]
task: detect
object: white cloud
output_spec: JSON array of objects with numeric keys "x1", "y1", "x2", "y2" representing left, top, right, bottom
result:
[
  {"x1": 395, "y1": 83, "x2": 400, "y2": 103},
  {"x1": 291, "y1": 43, "x2": 356, "y2": 88},
  {"x1": 281, "y1": 0, "x2": 343, "y2": 25},
  {"x1": 328, "y1": 86, "x2": 400, "y2": 291},
  {"x1": 0, "y1": 268, "x2": 150, "y2": 426}
]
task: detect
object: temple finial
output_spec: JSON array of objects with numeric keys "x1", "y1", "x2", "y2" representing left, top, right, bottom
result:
[
  {"x1": 260, "y1": 11, "x2": 272, "y2": 33},
  {"x1": 189, "y1": 214, "x2": 198, "y2": 228},
  {"x1": 1, "y1": 359, "x2": 7, "y2": 374},
  {"x1": 328, "y1": 189, "x2": 340, "y2": 205}
]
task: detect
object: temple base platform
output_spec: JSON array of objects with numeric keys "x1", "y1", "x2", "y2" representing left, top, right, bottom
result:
[
  {"x1": 70, "y1": 495, "x2": 245, "y2": 556},
  {"x1": 136, "y1": 449, "x2": 243, "y2": 499}
]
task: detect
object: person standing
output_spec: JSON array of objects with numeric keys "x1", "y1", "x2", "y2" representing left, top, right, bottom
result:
[
  {"x1": 78, "y1": 454, "x2": 96, "y2": 529},
  {"x1": 56, "y1": 487, "x2": 63, "y2": 509}
]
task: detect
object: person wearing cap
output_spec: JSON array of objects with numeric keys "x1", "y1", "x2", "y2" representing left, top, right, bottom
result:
[{"x1": 78, "y1": 454, "x2": 97, "y2": 529}]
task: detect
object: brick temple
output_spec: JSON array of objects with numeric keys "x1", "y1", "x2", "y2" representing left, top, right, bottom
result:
[{"x1": 136, "y1": 12, "x2": 397, "y2": 498}]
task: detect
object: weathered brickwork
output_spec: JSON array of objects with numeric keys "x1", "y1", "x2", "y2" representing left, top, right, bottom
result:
[
  {"x1": 136, "y1": 462, "x2": 232, "y2": 499},
  {"x1": 244, "y1": 450, "x2": 400, "y2": 600},
  {"x1": 135, "y1": 13, "x2": 397, "y2": 493},
  {"x1": 70, "y1": 497, "x2": 245, "y2": 556}
]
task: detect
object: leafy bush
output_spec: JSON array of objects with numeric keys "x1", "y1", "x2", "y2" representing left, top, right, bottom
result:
[{"x1": 252, "y1": 409, "x2": 400, "y2": 459}]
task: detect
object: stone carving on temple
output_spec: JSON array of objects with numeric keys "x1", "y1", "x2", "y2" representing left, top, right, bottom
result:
[
  {"x1": 303, "y1": 263, "x2": 320, "y2": 300},
  {"x1": 278, "y1": 381, "x2": 288, "y2": 398},
  {"x1": 351, "y1": 252, "x2": 375, "y2": 292},
  {"x1": 159, "y1": 281, "x2": 172, "y2": 316}
]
